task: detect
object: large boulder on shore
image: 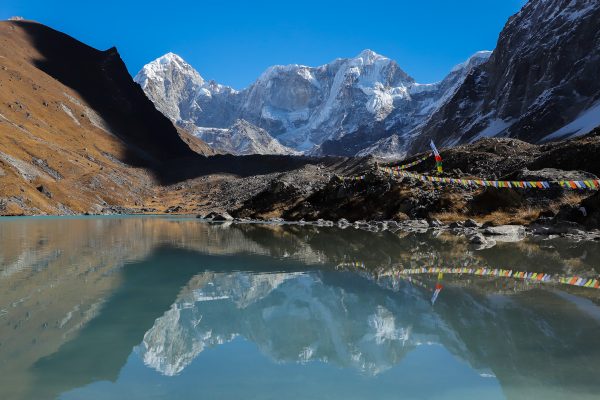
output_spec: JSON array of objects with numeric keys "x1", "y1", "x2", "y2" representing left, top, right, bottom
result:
[
  {"x1": 205, "y1": 211, "x2": 234, "y2": 221},
  {"x1": 483, "y1": 225, "x2": 526, "y2": 242}
]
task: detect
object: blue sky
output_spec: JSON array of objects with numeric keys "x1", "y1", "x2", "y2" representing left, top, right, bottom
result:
[{"x1": 2, "y1": 0, "x2": 526, "y2": 89}]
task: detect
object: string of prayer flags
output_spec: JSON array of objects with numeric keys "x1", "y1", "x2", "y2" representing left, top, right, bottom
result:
[
  {"x1": 392, "y1": 154, "x2": 431, "y2": 171},
  {"x1": 559, "y1": 180, "x2": 600, "y2": 189},
  {"x1": 339, "y1": 174, "x2": 366, "y2": 182},
  {"x1": 379, "y1": 168, "x2": 600, "y2": 190}
]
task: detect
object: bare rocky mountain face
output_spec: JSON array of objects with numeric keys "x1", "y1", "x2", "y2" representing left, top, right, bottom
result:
[
  {"x1": 136, "y1": 0, "x2": 600, "y2": 158},
  {"x1": 410, "y1": 0, "x2": 600, "y2": 153}
]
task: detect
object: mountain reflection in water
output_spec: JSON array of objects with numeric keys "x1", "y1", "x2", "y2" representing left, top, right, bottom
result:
[{"x1": 1, "y1": 216, "x2": 599, "y2": 400}]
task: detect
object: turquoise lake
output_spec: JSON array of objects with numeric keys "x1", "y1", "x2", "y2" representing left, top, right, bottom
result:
[{"x1": 1, "y1": 216, "x2": 599, "y2": 399}]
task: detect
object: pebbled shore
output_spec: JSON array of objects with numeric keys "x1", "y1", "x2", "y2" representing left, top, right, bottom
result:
[{"x1": 196, "y1": 212, "x2": 600, "y2": 246}]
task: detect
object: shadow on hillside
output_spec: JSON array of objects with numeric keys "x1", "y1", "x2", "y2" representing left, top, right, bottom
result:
[{"x1": 18, "y1": 21, "x2": 330, "y2": 184}]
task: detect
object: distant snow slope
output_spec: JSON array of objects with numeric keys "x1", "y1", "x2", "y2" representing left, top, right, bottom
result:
[
  {"x1": 545, "y1": 102, "x2": 600, "y2": 141},
  {"x1": 192, "y1": 119, "x2": 299, "y2": 155}
]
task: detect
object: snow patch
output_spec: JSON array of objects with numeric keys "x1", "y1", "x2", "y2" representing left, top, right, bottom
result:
[
  {"x1": 450, "y1": 51, "x2": 492, "y2": 73},
  {"x1": 471, "y1": 118, "x2": 513, "y2": 142},
  {"x1": 545, "y1": 102, "x2": 600, "y2": 141},
  {"x1": 60, "y1": 103, "x2": 80, "y2": 126}
]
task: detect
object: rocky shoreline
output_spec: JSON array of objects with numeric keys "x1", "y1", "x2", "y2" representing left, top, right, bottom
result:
[
  {"x1": 3, "y1": 135, "x2": 600, "y2": 228},
  {"x1": 196, "y1": 211, "x2": 600, "y2": 245}
]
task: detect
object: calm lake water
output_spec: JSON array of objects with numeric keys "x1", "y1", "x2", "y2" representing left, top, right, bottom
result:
[{"x1": 1, "y1": 216, "x2": 600, "y2": 400}]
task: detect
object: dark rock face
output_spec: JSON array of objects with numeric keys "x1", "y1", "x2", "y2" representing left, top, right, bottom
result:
[
  {"x1": 411, "y1": 0, "x2": 600, "y2": 153},
  {"x1": 530, "y1": 131, "x2": 600, "y2": 176},
  {"x1": 468, "y1": 189, "x2": 525, "y2": 214},
  {"x1": 556, "y1": 191, "x2": 600, "y2": 229}
]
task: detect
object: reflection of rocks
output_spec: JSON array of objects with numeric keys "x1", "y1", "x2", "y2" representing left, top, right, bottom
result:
[{"x1": 483, "y1": 225, "x2": 526, "y2": 242}]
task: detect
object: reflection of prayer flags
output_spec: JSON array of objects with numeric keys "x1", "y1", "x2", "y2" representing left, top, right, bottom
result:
[{"x1": 431, "y1": 283, "x2": 443, "y2": 305}]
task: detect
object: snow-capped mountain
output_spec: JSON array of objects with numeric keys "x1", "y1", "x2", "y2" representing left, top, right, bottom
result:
[
  {"x1": 134, "y1": 52, "x2": 238, "y2": 126},
  {"x1": 135, "y1": 49, "x2": 490, "y2": 157},
  {"x1": 134, "y1": 54, "x2": 294, "y2": 155},
  {"x1": 135, "y1": 0, "x2": 600, "y2": 158}
]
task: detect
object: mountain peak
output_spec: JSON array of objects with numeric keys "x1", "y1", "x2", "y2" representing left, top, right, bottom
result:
[
  {"x1": 134, "y1": 52, "x2": 204, "y2": 90},
  {"x1": 144, "y1": 52, "x2": 193, "y2": 69},
  {"x1": 450, "y1": 50, "x2": 492, "y2": 73},
  {"x1": 155, "y1": 52, "x2": 185, "y2": 65},
  {"x1": 354, "y1": 49, "x2": 388, "y2": 63}
]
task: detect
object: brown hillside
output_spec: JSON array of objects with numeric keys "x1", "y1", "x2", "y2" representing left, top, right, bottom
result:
[
  {"x1": 0, "y1": 20, "x2": 335, "y2": 216},
  {"x1": 0, "y1": 20, "x2": 216, "y2": 215}
]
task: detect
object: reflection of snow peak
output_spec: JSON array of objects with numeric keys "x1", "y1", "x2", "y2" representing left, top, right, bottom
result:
[
  {"x1": 137, "y1": 271, "x2": 446, "y2": 377},
  {"x1": 367, "y1": 306, "x2": 410, "y2": 345},
  {"x1": 136, "y1": 268, "x2": 600, "y2": 386}
]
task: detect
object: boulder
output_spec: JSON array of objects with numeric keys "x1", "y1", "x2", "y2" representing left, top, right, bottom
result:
[
  {"x1": 555, "y1": 191, "x2": 600, "y2": 229},
  {"x1": 385, "y1": 220, "x2": 401, "y2": 230},
  {"x1": 354, "y1": 220, "x2": 371, "y2": 229},
  {"x1": 463, "y1": 218, "x2": 482, "y2": 228},
  {"x1": 337, "y1": 218, "x2": 350, "y2": 227},
  {"x1": 427, "y1": 218, "x2": 443, "y2": 228},
  {"x1": 316, "y1": 218, "x2": 334, "y2": 226},
  {"x1": 392, "y1": 211, "x2": 410, "y2": 222},
  {"x1": 207, "y1": 211, "x2": 234, "y2": 221},
  {"x1": 399, "y1": 219, "x2": 429, "y2": 232},
  {"x1": 515, "y1": 168, "x2": 598, "y2": 183},
  {"x1": 469, "y1": 188, "x2": 525, "y2": 214},
  {"x1": 165, "y1": 205, "x2": 182, "y2": 213},
  {"x1": 267, "y1": 180, "x2": 287, "y2": 194},
  {"x1": 467, "y1": 232, "x2": 497, "y2": 249},
  {"x1": 449, "y1": 221, "x2": 464, "y2": 229},
  {"x1": 483, "y1": 225, "x2": 526, "y2": 242}
]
